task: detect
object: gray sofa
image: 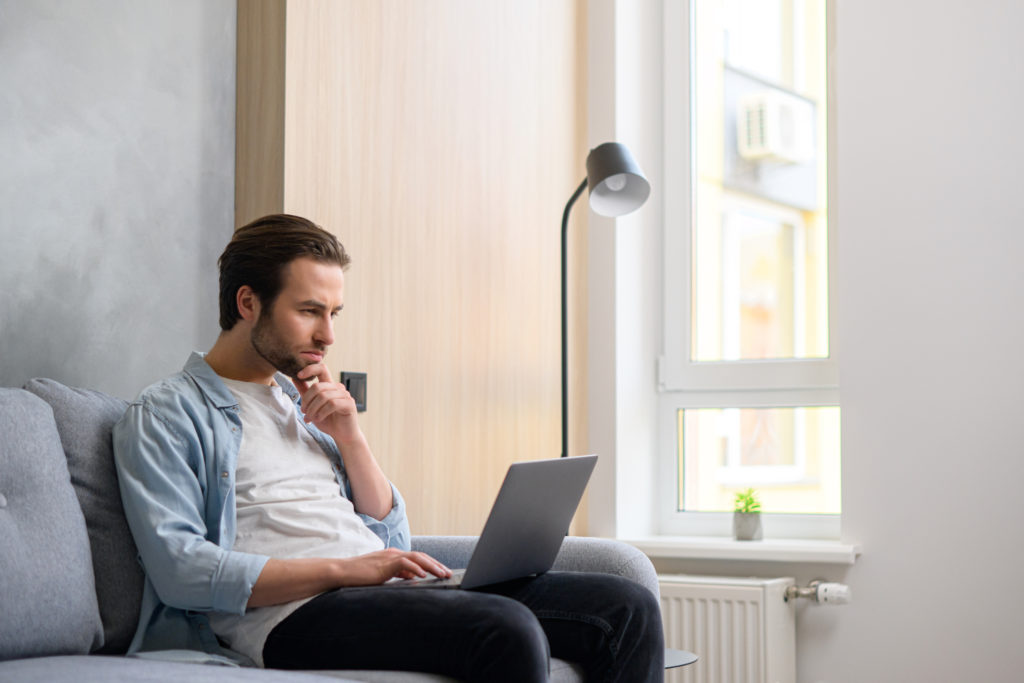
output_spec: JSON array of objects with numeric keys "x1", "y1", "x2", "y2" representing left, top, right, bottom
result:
[{"x1": 0, "y1": 380, "x2": 661, "y2": 682}]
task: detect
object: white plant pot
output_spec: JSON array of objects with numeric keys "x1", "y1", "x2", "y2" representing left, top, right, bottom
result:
[{"x1": 733, "y1": 512, "x2": 763, "y2": 541}]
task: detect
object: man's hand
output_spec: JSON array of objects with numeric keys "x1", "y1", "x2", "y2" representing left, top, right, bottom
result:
[
  {"x1": 336, "y1": 548, "x2": 453, "y2": 586},
  {"x1": 248, "y1": 550, "x2": 453, "y2": 607},
  {"x1": 293, "y1": 362, "x2": 361, "y2": 444}
]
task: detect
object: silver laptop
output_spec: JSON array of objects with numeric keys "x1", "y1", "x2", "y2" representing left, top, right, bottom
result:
[{"x1": 390, "y1": 454, "x2": 598, "y2": 590}]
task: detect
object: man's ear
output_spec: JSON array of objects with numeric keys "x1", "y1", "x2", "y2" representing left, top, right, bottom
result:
[{"x1": 236, "y1": 285, "x2": 262, "y2": 323}]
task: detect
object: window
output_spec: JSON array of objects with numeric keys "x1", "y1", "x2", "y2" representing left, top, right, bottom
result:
[{"x1": 659, "y1": 0, "x2": 838, "y2": 539}]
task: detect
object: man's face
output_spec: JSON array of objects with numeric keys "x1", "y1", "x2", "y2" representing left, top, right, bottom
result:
[{"x1": 250, "y1": 257, "x2": 345, "y2": 380}]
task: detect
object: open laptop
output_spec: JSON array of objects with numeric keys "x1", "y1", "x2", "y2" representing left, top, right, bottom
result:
[{"x1": 389, "y1": 454, "x2": 598, "y2": 590}]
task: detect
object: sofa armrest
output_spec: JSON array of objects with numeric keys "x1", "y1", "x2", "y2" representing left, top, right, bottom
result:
[
  {"x1": 551, "y1": 537, "x2": 659, "y2": 598},
  {"x1": 410, "y1": 536, "x2": 658, "y2": 599}
]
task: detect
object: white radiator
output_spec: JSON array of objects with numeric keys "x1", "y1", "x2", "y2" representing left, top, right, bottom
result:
[{"x1": 660, "y1": 575, "x2": 796, "y2": 683}]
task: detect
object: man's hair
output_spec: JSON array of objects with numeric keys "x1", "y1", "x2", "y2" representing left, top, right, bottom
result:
[{"x1": 218, "y1": 214, "x2": 351, "y2": 331}]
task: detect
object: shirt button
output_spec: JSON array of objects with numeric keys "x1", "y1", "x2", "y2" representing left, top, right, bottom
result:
[{"x1": 221, "y1": 471, "x2": 229, "y2": 478}]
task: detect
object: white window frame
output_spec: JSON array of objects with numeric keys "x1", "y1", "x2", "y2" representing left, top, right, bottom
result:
[{"x1": 657, "y1": 0, "x2": 839, "y2": 540}]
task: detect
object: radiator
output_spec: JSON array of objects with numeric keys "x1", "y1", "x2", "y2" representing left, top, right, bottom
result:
[{"x1": 659, "y1": 575, "x2": 796, "y2": 683}]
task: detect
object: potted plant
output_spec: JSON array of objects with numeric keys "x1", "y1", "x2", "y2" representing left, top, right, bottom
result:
[{"x1": 732, "y1": 488, "x2": 763, "y2": 541}]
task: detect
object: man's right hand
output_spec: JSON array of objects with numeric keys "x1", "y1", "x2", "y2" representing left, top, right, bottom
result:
[
  {"x1": 335, "y1": 548, "x2": 452, "y2": 586},
  {"x1": 248, "y1": 549, "x2": 452, "y2": 608}
]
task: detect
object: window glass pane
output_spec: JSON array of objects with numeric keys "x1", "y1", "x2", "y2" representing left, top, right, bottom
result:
[
  {"x1": 691, "y1": 0, "x2": 829, "y2": 362},
  {"x1": 677, "y1": 406, "x2": 841, "y2": 514}
]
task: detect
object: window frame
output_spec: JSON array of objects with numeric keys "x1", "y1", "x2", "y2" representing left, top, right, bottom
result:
[{"x1": 657, "y1": 0, "x2": 840, "y2": 540}]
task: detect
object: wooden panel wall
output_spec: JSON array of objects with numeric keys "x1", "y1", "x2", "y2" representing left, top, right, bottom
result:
[
  {"x1": 236, "y1": 0, "x2": 589, "y2": 535},
  {"x1": 235, "y1": 0, "x2": 285, "y2": 222}
]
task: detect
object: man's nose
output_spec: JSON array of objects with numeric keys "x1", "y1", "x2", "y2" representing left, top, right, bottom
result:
[{"x1": 315, "y1": 314, "x2": 335, "y2": 346}]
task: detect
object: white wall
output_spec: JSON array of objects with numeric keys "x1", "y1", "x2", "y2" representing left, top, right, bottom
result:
[
  {"x1": 586, "y1": 0, "x2": 665, "y2": 541},
  {"x1": 820, "y1": 1, "x2": 1024, "y2": 680},
  {"x1": 589, "y1": 1, "x2": 1024, "y2": 681},
  {"x1": 0, "y1": 0, "x2": 236, "y2": 399}
]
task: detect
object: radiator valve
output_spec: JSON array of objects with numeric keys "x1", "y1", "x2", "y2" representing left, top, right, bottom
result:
[{"x1": 785, "y1": 580, "x2": 851, "y2": 605}]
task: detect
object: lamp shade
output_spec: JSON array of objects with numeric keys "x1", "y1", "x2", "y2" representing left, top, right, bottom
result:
[{"x1": 585, "y1": 142, "x2": 651, "y2": 217}]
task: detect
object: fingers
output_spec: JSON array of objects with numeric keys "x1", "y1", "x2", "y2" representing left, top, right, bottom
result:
[
  {"x1": 396, "y1": 556, "x2": 428, "y2": 579},
  {"x1": 291, "y1": 362, "x2": 323, "y2": 396},
  {"x1": 293, "y1": 362, "x2": 360, "y2": 425},
  {"x1": 295, "y1": 361, "x2": 332, "y2": 388},
  {"x1": 406, "y1": 551, "x2": 452, "y2": 579},
  {"x1": 299, "y1": 382, "x2": 355, "y2": 424},
  {"x1": 382, "y1": 550, "x2": 452, "y2": 581}
]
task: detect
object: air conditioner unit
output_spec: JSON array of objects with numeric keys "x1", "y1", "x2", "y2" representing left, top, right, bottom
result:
[{"x1": 737, "y1": 91, "x2": 815, "y2": 165}]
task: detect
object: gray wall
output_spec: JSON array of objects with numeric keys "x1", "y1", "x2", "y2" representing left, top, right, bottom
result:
[
  {"x1": 0, "y1": 0, "x2": 236, "y2": 399},
  {"x1": 810, "y1": 1, "x2": 1024, "y2": 680}
]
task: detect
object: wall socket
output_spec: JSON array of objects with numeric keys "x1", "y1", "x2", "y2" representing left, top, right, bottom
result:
[{"x1": 339, "y1": 372, "x2": 367, "y2": 412}]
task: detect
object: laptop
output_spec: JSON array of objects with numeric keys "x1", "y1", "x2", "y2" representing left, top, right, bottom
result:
[{"x1": 389, "y1": 454, "x2": 598, "y2": 590}]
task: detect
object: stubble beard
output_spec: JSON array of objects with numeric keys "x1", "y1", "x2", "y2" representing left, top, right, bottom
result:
[{"x1": 250, "y1": 314, "x2": 313, "y2": 381}]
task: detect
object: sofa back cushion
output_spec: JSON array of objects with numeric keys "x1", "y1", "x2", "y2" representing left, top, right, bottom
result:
[
  {"x1": 0, "y1": 388, "x2": 104, "y2": 659},
  {"x1": 23, "y1": 378, "x2": 143, "y2": 654}
]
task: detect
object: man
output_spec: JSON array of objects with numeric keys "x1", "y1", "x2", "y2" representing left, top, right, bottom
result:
[{"x1": 113, "y1": 214, "x2": 663, "y2": 682}]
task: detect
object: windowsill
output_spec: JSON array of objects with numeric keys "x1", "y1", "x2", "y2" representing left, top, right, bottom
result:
[{"x1": 623, "y1": 536, "x2": 861, "y2": 565}]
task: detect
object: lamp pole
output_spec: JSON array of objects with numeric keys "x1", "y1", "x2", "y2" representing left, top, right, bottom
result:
[{"x1": 561, "y1": 178, "x2": 588, "y2": 459}]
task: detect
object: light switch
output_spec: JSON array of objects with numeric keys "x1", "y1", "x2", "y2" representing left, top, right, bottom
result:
[{"x1": 339, "y1": 372, "x2": 367, "y2": 412}]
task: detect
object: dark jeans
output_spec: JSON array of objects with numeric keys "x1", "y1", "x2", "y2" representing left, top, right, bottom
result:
[{"x1": 262, "y1": 572, "x2": 664, "y2": 683}]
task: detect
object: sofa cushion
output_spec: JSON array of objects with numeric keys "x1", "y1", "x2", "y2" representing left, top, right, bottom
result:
[
  {"x1": 307, "y1": 657, "x2": 584, "y2": 682},
  {"x1": 23, "y1": 378, "x2": 142, "y2": 654},
  {"x1": 0, "y1": 655, "x2": 360, "y2": 682},
  {"x1": 0, "y1": 388, "x2": 104, "y2": 659}
]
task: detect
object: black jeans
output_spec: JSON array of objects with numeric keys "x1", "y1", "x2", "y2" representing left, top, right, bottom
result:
[{"x1": 262, "y1": 572, "x2": 664, "y2": 682}]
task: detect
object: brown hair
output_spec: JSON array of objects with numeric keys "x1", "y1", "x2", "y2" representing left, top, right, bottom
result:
[{"x1": 217, "y1": 214, "x2": 350, "y2": 331}]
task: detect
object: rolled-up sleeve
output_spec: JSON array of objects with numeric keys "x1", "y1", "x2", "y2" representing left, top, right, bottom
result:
[
  {"x1": 113, "y1": 401, "x2": 268, "y2": 615},
  {"x1": 358, "y1": 482, "x2": 411, "y2": 551}
]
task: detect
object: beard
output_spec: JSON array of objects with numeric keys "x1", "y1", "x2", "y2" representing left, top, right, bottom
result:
[{"x1": 250, "y1": 313, "x2": 318, "y2": 381}]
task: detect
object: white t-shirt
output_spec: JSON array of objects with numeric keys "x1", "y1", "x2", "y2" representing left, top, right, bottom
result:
[{"x1": 208, "y1": 378, "x2": 385, "y2": 666}]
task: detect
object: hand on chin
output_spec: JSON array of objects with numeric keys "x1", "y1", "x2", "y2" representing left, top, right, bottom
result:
[
  {"x1": 291, "y1": 358, "x2": 325, "y2": 393},
  {"x1": 292, "y1": 361, "x2": 362, "y2": 444}
]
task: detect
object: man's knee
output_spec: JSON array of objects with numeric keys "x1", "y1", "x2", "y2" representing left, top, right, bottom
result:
[
  {"x1": 617, "y1": 576, "x2": 662, "y2": 631},
  {"x1": 464, "y1": 598, "x2": 549, "y2": 682},
  {"x1": 609, "y1": 576, "x2": 665, "y2": 669},
  {"x1": 480, "y1": 599, "x2": 549, "y2": 655},
  {"x1": 623, "y1": 576, "x2": 660, "y2": 616},
  {"x1": 582, "y1": 574, "x2": 663, "y2": 650},
  {"x1": 585, "y1": 574, "x2": 659, "y2": 612}
]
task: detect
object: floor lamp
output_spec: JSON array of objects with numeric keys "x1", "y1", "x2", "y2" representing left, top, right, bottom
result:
[
  {"x1": 560, "y1": 142, "x2": 650, "y2": 458},
  {"x1": 561, "y1": 145, "x2": 696, "y2": 672}
]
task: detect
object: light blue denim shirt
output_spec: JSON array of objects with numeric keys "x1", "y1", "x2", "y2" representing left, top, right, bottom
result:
[{"x1": 112, "y1": 352, "x2": 410, "y2": 664}]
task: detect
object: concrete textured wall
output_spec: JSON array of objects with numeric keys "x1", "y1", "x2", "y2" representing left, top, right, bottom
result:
[{"x1": 0, "y1": 0, "x2": 235, "y2": 399}]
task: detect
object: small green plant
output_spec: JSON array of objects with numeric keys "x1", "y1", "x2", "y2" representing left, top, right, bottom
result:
[{"x1": 733, "y1": 488, "x2": 761, "y2": 514}]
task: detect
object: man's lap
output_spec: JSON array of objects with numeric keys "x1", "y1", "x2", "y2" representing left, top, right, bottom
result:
[{"x1": 262, "y1": 571, "x2": 658, "y2": 679}]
